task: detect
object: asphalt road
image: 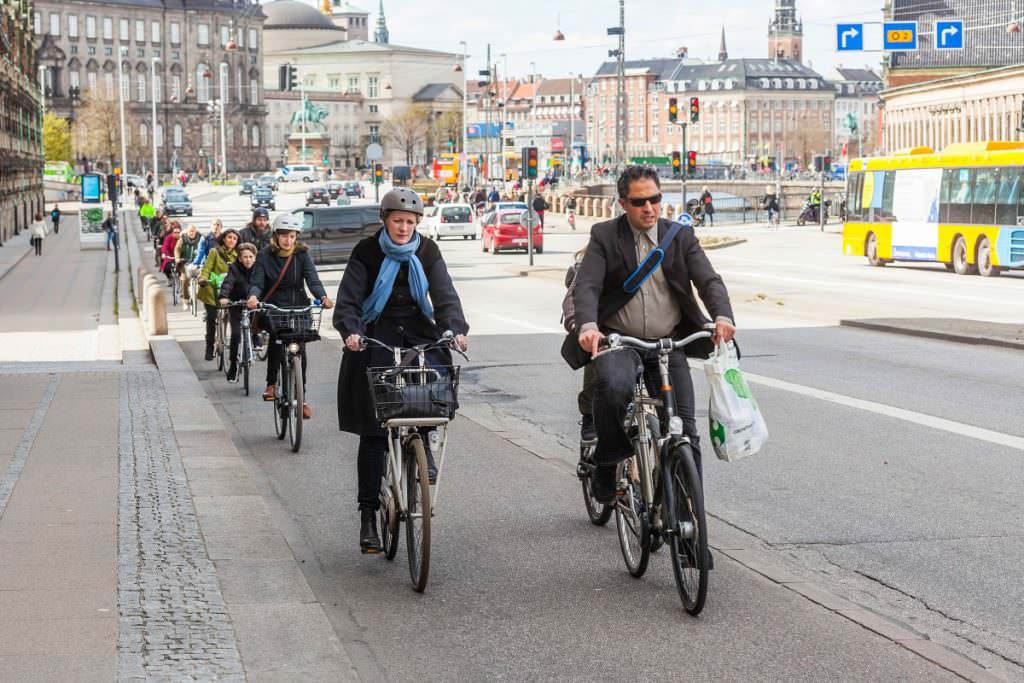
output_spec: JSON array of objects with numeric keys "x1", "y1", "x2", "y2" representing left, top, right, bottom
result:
[{"x1": 166, "y1": 185, "x2": 1023, "y2": 681}]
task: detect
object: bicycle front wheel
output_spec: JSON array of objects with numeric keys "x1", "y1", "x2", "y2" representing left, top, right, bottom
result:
[
  {"x1": 273, "y1": 372, "x2": 287, "y2": 440},
  {"x1": 190, "y1": 280, "x2": 199, "y2": 316},
  {"x1": 666, "y1": 443, "x2": 709, "y2": 616},
  {"x1": 216, "y1": 314, "x2": 227, "y2": 373},
  {"x1": 579, "y1": 443, "x2": 612, "y2": 526},
  {"x1": 614, "y1": 456, "x2": 650, "y2": 578},
  {"x1": 404, "y1": 437, "x2": 432, "y2": 592},
  {"x1": 288, "y1": 354, "x2": 303, "y2": 453}
]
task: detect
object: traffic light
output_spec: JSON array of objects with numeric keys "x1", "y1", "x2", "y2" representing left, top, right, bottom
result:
[
  {"x1": 523, "y1": 146, "x2": 538, "y2": 179},
  {"x1": 107, "y1": 173, "x2": 119, "y2": 204},
  {"x1": 671, "y1": 151, "x2": 681, "y2": 178},
  {"x1": 668, "y1": 97, "x2": 678, "y2": 124},
  {"x1": 374, "y1": 163, "x2": 383, "y2": 184},
  {"x1": 280, "y1": 64, "x2": 299, "y2": 91},
  {"x1": 689, "y1": 97, "x2": 700, "y2": 123},
  {"x1": 686, "y1": 151, "x2": 697, "y2": 176},
  {"x1": 813, "y1": 155, "x2": 824, "y2": 173},
  {"x1": 823, "y1": 155, "x2": 832, "y2": 172}
]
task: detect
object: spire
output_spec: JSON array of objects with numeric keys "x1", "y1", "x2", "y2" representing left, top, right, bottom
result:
[
  {"x1": 718, "y1": 26, "x2": 728, "y2": 61},
  {"x1": 374, "y1": 0, "x2": 389, "y2": 44}
]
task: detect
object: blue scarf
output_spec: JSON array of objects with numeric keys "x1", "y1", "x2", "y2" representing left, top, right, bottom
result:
[{"x1": 362, "y1": 231, "x2": 434, "y2": 323}]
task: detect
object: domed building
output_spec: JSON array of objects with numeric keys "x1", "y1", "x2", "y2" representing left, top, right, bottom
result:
[{"x1": 262, "y1": 0, "x2": 462, "y2": 170}]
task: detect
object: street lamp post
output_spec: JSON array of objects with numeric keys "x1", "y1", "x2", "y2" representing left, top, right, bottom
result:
[
  {"x1": 529, "y1": 61, "x2": 537, "y2": 146},
  {"x1": 151, "y1": 57, "x2": 160, "y2": 190},
  {"x1": 568, "y1": 73, "x2": 575, "y2": 179},
  {"x1": 116, "y1": 47, "x2": 129, "y2": 178},
  {"x1": 458, "y1": 41, "x2": 468, "y2": 187},
  {"x1": 218, "y1": 63, "x2": 228, "y2": 178}
]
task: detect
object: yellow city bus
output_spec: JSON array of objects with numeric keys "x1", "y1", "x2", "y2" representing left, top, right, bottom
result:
[{"x1": 842, "y1": 141, "x2": 1024, "y2": 276}]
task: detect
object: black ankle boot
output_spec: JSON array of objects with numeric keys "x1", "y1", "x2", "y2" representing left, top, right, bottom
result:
[
  {"x1": 226, "y1": 362, "x2": 238, "y2": 383},
  {"x1": 204, "y1": 345, "x2": 214, "y2": 361},
  {"x1": 359, "y1": 509, "x2": 380, "y2": 554}
]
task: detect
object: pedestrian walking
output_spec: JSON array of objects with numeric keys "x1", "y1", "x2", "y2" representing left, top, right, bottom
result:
[
  {"x1": 30, "y1": 212, "x2": 47, "y2": 255},
  {"x1": 50, "y1": 204, "x2": 61, "y2": 235},
  {"x1": 103, "y1": 214, "x2": 117, "y2": 251},
  {"x1": 763, "y1": 185, "x2": 780, "y2": 226},
  {"x1": 700, "y1": 186, "x2": 715, "y2": 226},
  {"x1": 532, "y1": 193, "x2": 549, "y2": 229}
]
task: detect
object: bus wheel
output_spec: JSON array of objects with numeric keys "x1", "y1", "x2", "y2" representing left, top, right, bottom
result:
[
  {"x1": 866, "y1": 233, "x2": 885, "y2": 267},
  {"x1": 952, "y1": 236, "x2": 977, "y2": 275},
  {"x1": 977, "y1": 237, "x2": 1001, "y2": 277}
]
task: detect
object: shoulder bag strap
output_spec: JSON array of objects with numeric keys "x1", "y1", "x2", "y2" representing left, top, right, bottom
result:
[
  {"x1": 621, "y1": 221, "x2": 686, "y2": 294},
  {"x1": 263, "y1": 253, "x2": 294, "y2": 302}
]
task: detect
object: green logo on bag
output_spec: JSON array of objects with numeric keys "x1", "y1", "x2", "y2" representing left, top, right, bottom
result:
[
  {"x1": 724, "y1": 368, "x2": 752, "y2": 399},
  {"x1": 710, "y1": 418, "x2": 726, "y2": 447}
]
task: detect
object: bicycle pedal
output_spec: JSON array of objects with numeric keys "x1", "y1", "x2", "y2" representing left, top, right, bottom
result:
[{"x1": 360, "y1": 547, "x2": 380, "y2": 555}]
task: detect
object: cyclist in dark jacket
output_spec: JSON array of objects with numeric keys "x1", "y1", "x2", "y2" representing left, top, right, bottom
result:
[
  {"x1": 218, "y1": 242, "x2": 258, "y2": 382},
  {"x1": 246, "y1": 213, "x2": 332, "y2": 415},
  {"x1": 239, "y1": 208, "x2": 272, "y2": 252}
]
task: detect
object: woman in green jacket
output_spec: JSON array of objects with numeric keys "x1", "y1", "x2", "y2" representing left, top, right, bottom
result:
[{"x1": 199, "y1": 228, "x2": 239, "y2": 361}]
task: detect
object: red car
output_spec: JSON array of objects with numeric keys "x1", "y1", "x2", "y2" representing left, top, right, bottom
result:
[{"x1": 481, "y1": 209, "x2": 544, "y2": 255}]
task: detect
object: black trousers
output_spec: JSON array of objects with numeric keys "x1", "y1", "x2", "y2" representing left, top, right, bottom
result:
[
  {"x1": 266, "y1": 335, "x2": 307, "y2": 388},
  {"x1": 227, "y1": 308, "x2": 242, "y2": 364},
  {"x1": 204, "y1": 304, "x2": 218, "y2": 353},
  {"x1": 580, "y1": 347, "x2": 700, "y2": 469},
  {"x1": 32, "y1": 237, "x2": 42, "y2": 255}
]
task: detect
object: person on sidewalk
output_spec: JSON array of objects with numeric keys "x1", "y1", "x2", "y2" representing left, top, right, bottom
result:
[
  {"x1": 218, "y1": 242, "x2": 258, "y2": 383},
  {"x1": 247, "y1": 214, "x2": 332, "y2": 417},
  {"x1": 532, "y1": 193, "x2": 549, "y2": 229},
  {"x1": 30, "y1": 213, "x2": 47, "y2": 255},
  {"x1": 333, "y1": 187, "x2": 469, "y2": 554},
  {"x1": 160, "y1": 223, "x2": 182, "y2": 286},
  {"x1": 700, "y1": 186, "x2": 715, "y2": 226},
  {"x1": 103, "y1": 214, "x2": 117, "y2": 251},
  {"x1": 50, "y1": 204, "x2": 61, "y2": 235},
  {"x1": 239, "y1": 209, "x2": 272, "y2": 253},
  {"x1": 175, "y1": 225, "x2": 202, "y2": 307},
  {"x1": 198, "y1": 229, "x2": 239, "y2": 361}
]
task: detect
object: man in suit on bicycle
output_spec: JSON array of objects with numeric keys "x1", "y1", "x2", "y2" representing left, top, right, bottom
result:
[{"x1": 565, "y1": 166, "x2": 736, "y2": 503}]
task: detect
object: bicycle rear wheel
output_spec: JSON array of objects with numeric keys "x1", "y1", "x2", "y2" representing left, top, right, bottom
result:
[
  {"x1": 255, "y1": 331, "x2": 269, "y2": 361},
  {"x1": 404, "y1": 437, "x2": 432, "y2": 592},
  {"x1": 216, "y1": 313, "x2": 227, "y2": 373},
  {"x1": 171, "y1": 274, "x2": 180, "y2": 307},
  {"x1": 273, "y1": 371, "x2": 287, "y2": 440},
  {"x1": 578, "y1": 443, "x2": 611, "y2": 526},
  {"x1": 189, "y1": 279, "x2": 199, "y2": 317},
  {"x1": 666, "y1": 443, "x2": 709, "y2": 616},
  {"x1": 288, "y1": 354, "x2": 303, "y2": 453},
  {"x1": 614, "y1": 456, "x2": 650, "y2": 578}
]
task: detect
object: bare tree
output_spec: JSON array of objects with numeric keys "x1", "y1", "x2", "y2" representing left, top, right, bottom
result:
[
  {"x1": 792, "y1": 114, "x2": 831, "y2": 168},
  {"x1": 75, "y1": 88, "x2": 136, "y2": 171},
  {"x1": 430, "y1": 111, "x2": 464, "y2": 154},
  {"x1": 383, "y1": 104, "x2": 429, "y2": 165}
]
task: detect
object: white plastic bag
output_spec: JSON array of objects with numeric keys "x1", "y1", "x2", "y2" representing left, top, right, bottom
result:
[{"x1": 704, "y1": 341, "x2": 768, "y2": 462}]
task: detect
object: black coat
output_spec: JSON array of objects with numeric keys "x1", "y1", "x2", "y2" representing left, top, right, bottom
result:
[
  {"x1": 247, "y1": 242, "x2": 327, "y2": 308},
  {"x1": 333, "y1": 230, "x2": 469, "y2": 436},
  {"x1": 218, "y1": 260, "x2": 254, "y2": 302},
  {"x1": 700, "y1": 191, "x2": 715, "y2": 215},
  {"x1": 562, "y1": 215, "x2": 734, "y2": 369},
  {"x1": 239, "y1": 223, "x2": 272, "y2": 252}
]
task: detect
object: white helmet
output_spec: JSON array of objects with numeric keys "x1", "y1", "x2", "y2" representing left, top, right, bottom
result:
[{"x1": 272, "y1": 212, "x2": 303, "y2": 233}]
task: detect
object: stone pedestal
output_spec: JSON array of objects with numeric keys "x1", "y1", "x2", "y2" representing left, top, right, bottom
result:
[{"x1": 287, "y1": 132, "x2": 331, "y2": 167}]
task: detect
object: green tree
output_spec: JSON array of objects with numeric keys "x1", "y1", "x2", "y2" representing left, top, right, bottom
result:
[{"x1": 42, "y1": 112, "x2": 73, "y2": 163}]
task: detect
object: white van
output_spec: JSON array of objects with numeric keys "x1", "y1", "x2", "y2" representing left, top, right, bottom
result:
[{"x1": 277, "y1": 164, "x2": 318, "y2": 183}]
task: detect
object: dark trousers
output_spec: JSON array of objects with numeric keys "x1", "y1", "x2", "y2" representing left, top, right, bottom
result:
[
  {"x1": 52, "y1": 220, "x2": 59, "y2": 234},
  {"x1": 266, "y1": 336, "x2": 307, "y2": 388},
  {"x1": 32, "y1": 237, "x2": 42, "y2": 255},
  {"x1": 204, "y1": 304, "x2": 218, "y2": 353},
  {"x1": 580, "y1": 347, "x2": 700, "y2": 470},
  {"x1": 228, "y1": 308, "x2": 242, "y2": 364}
]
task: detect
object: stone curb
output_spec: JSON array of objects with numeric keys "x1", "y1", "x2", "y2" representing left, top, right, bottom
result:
[
  {"x1": 840, "y1": 319, "x2": 1024, "y2": 352},
  {"x1": 0, "y1": 233, "x2": 34, "y2": 284}
]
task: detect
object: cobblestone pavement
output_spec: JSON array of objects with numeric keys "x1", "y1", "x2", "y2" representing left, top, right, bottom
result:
[{"x1": 117, "y1": 370, "x2": 245, "y2": 681}]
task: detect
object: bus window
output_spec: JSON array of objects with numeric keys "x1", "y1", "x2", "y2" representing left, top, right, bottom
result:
[
  {"x1": 939, "y1": 168, "x2": 956, "y2": 223},
  {"x1": 948, "y1": 168, "x2": 974, "y2": 223},
  {"x1": 995, "y1": 168, "x2": 1021, "y2": 226},
  {"x1": 971, "y1": 168, "x2": 997, "y2": 225},
  {"x1": 846, "y1": 172, "x2": 863, "y2": 220},
  {"x1": 879, "y1": 171, "x2": 896, "y2": 222}
]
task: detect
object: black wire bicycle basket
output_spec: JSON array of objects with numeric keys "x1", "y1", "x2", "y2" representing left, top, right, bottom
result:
[
  {"x1": 264, "y1": 307, "x2": 322, "y2": 343},
  {"x1": 367, "y1": 365, "x2": 460, "y2": 421}
]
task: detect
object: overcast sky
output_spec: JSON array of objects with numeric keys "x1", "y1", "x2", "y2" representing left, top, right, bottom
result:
[{"x1": 368, "y1": 0, "x2": 887, "y2": 79}]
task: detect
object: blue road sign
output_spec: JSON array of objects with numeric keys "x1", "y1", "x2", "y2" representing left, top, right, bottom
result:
[
  {"x1": 836, "y1": 23, "x2": 864, "y2": 51},
  {"x1": 883, "y1": 21, "x2": 918, "y2": 50},
  {"x1": 935, "y1": 20, "x2": 964, "y2": 49}
]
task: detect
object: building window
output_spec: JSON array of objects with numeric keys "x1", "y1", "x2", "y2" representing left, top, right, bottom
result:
[
  {"x1": 103, "y1": 17, "x2": 113, "y2": 40},
  {"x1": 69, "y1": 71, "x2": 80, "y2": 90},
  {"x1": 170, "y1": 22, "x2": 180, "y2": 44},
  {"x1": 329, "y1": 76, "x2": 341, "y2": 90},
  {"x1": 250, "y1": 79, "x2": 258, "y2": 104},
  {"x1": 49, "y1": 12, "x2": 60, "y2": 36},
  {"x1": 241, "y1": 126, "x2": 247, "y2": 146},
  {"x1": 369, "y1": 104, "x2": 378, "y2": 114},
  {"x1": 202, "y1": 123, "x2": 213, "y2": 147},
  {"x1": 196, "y1": 64, "x2": 209, "y2": 102},
  {"x1": 367, "y1": 76, "x2": 379, "y2": 98},
  {"x1": 154, "y1": 75, "x2": 162, "y2": 102},
  {"x1": 86, "y1": 16, "x2": 96, "y2": 39},
  {"x1": 226, "y1": 127, "x2": 234, "y2": 147},
  {"x1": 171, "y1": 75, "x2": 180, "y2": 102},
  {"x1": 140, "y1": 123, "x2": 148, "y2": 145},
  {"x1": 220, "y1": 65, "x2": 229, "y2": 104},
  {"x1": 119, "y1": 18, "x2": 129, "y2": 42},
  {"x1": 197, "y1": 24, "x2": 209, "y2": 46},
  {"x1": 251, "y1": 126, "x2": 260, "y2": 147},
  {"x1": 248, "y1": 28, "x2": 257, "y2": 50},
  {"x1": 104, "y1": 47, "x2": 112, "y2": 56},
  {"x1": 137, "y1": 48, "x2": 145, "y2": 58},
  {"x1": 87, "y1": 71, "x2": 98, "y2": 92},
  {"x1": 155, "y1": 123, "x2": 163, "y2": 147},
  {"x1": 135, "y1": 19, "x2": 145, "y2": 42},
  {"x1": 137, "y1": 74, "x2": 146, "y2": 102},
  {"x1": 34, "y1": 12, "x2": 41, "y2": 35},
  {"x1": 237, "y1": 27, "x2": 245, "y2": 49},
  {"x1": 369, "y1": 124, "x2": 379, "y2": 142},
  {"x1": 220, "y1": 25, "x2": 229, "y2": 47},
  {"x1": 104, "y1": 72, "x2": 114, "y2": 99},
  {"x1": 121, "y1": 71, "x2": 131, "y2": 101},
  {"x1": 68, "y1": 15, "x2": 79, "y2": 38},
  {"x1": 348, "y1": 75, "x2": 359, "y2": 94},
  {"x1": 173, "y1": 124, "x2": 182, "y2": 147},
  {"x1": 236, "y1": 66, "x2": 243, "y2": 102},
  {"x1": 152, "y1": 21, "x2": 160, "y2": 44}
]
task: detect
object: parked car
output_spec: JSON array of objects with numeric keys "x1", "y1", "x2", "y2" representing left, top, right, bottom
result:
[
  {"x1": 250, "y1": 186, "x2": 276, "y2": 211},
  {"x1": 239, "y1": 179, "x2": 257, "y2": 195},
  {"x1": 343, "y1": 181, "x2": 364, "y2": 198},
  {"x1": 257, "y1": 174, "x2": 278, "y2": 191},
  {"x1": 325, "y1": 181, "x2": 344, "y2": 199},
  {"x1": 291, "y1": 205, "x2": 382, "y2": 264},
  {"x1": 421, "y1": 204, "x2": 476, "y2": 241},
  {"x1": 124, "y1": 174, "x2": 146, "y2": 189},
  {"x1": 305, "y1": 186, "x2": 331, "y2": 206},
  {"x1": 481, "y1": 209, "x2": 543, "y2": 254},
  {"x1": 161, "y1": 188, "x2": 193, "y2": 216}
]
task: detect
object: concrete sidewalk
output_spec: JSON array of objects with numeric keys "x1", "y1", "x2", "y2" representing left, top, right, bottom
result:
[{"x1": 841, "y1": 317, "x2": 1024, "y2": 350}]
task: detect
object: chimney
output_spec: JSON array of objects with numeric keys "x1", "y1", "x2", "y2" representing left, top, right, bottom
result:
[{"x1": 675, "y1": 46, "x2": 688, "y2": 59}]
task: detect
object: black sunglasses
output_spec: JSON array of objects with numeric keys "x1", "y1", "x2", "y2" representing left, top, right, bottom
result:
[{"x1": 624, "y1": 194, "x2": 662, "y2": 207}]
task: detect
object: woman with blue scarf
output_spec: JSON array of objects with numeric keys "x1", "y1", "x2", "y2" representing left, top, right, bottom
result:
[{"x1": 333, "y1": 187, "x2": 469, "y2": 554}]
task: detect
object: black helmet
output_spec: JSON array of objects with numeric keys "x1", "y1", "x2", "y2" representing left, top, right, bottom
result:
[
  {"x1": 252, "y1": 207, "x2": 270, "y2": 220},
  {"x1": 379, "y1": 187, "x2": 424, "y2": 222}
]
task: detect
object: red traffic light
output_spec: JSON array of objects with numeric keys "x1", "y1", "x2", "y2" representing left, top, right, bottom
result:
[{"x1": 689, "y1": 97, "x2": 700, "y2": 123}]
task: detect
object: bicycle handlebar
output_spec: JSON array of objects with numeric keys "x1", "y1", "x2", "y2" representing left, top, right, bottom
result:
[
  {"x1": 360, "y1": 330, "x2": 470, "y2": 361},
  {"x1": 605, "y1": 329, "x2": 713, "y2": 353},
  {"x1": 256, "y1": 301, "x2": 322, "y2": 313}
]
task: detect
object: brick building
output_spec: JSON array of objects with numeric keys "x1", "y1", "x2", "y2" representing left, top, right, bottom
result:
[
  {"x1": 1, "y1": 0, "x2": 45, "y2": 245},
  {"x1": 32, "y1": 0, "x2": 269, "y2": 175}
]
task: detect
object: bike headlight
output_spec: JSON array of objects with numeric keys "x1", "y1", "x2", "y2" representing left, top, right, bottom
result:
[{"x1": 668, "y1": 416, "x2": 684, "y2": 436}]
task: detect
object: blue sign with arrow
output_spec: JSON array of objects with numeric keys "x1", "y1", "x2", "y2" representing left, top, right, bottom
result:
[
  {"x1": 883, "y1": 21, "x2": 918, "y2": 50},
  {"x1": 935, "y1": 20, "x2": 964, "y2": 49},
  {"x1": 836, "y1": 23, "x2": 864, "y2": 51}
]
